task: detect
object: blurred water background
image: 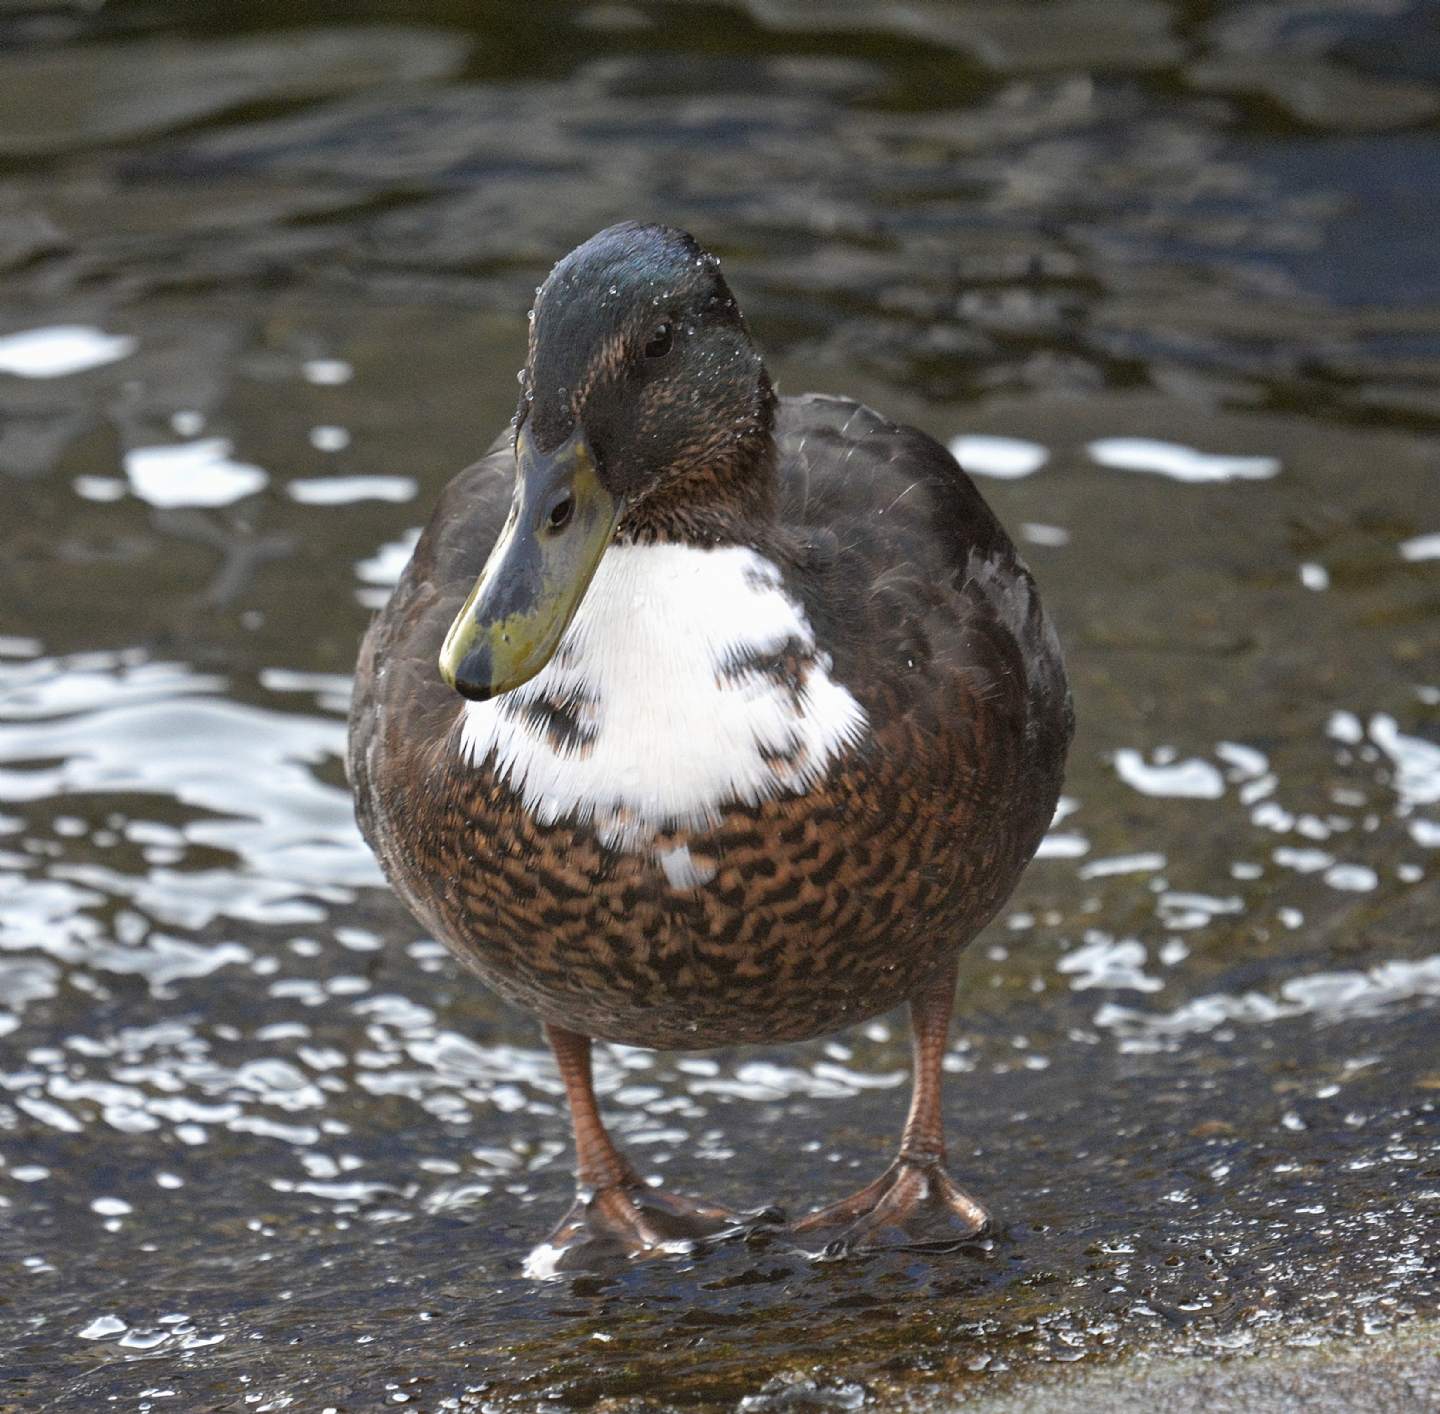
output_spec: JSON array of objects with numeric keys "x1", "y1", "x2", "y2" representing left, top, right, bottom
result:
[{"x1": 0, "y1": 1, "x2": 1437, "y2": 1409}]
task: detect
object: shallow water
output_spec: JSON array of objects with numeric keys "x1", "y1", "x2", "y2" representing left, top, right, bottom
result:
[{"x1": 1, "y1": 1, "x2": 1437, "y2": 1409}]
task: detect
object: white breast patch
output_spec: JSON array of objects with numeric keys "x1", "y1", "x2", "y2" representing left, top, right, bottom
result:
[{"x1": 458, "y1": 542, "x2": 868, "y2": 850}]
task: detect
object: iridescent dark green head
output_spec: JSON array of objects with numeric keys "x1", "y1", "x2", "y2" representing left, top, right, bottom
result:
[{"x1": 440, "y1": 223, "x2": 776, "y2": 702}]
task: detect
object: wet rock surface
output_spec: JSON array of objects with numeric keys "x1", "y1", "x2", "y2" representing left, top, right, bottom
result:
[{"x1": 1, "y1": 2, "x2": 1437, "y2": 1409}]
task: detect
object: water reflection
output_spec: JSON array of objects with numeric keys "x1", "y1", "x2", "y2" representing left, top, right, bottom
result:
[
  {"x1": 1097, "y1": 955, "x2": 1440, "y2": 1052},
  {"x1": 0, "y1": 325, "x2": 136, "y2": 379},
  {"x1": 0, "y1": 651, "x2": 376, "y2": 965}
]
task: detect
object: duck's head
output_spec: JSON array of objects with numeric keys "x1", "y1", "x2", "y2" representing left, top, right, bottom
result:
[{"x1": 440, "y1": 222, "x2": 775, "y2": 702}]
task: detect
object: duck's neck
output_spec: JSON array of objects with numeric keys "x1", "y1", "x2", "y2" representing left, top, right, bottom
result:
[{"x1": 616, "y1": 376, "x2": 778, "y2": 548}]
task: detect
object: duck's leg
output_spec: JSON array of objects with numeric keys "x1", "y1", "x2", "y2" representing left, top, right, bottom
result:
[
  {"x1": 527, "y1": 1024, "x2": 778, "y2": 1275},
  {"x1": 792, "y1": 965, "x2": 990, "y2": 1253}
]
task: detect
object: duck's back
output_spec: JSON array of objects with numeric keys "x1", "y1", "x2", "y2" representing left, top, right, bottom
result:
[
  {"x1": 771, "y1": 394, "x2": 1070, "y2": 764},
  {"x1": 348, "y1": 395, "x2": 1072, "y2": 1048}
]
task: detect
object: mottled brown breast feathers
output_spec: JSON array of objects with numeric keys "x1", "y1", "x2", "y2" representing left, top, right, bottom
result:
[{"x1": 348, "y1": 397, "x2": 1072, "y2": 1049}]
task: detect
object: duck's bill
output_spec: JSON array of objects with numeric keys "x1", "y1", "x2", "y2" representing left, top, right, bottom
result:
[{"x1": 439, "y1": 428, "x2": 620, "y2": 701}]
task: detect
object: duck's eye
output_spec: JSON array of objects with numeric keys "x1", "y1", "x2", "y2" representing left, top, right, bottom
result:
[
  {"x1": 643, "y1": 322, "x2": 674, "y2": 359},
  {"x1": 546, "y1": 494, "x2": 574, "y2": 532}
]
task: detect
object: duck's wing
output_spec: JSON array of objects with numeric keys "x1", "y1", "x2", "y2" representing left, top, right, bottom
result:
[
  {"x1": 772, "y1": 392, "x2": 1072, "y2": 787},
  {"x1": 347, "y1": 432, "x2": 514, "y2": 856}
]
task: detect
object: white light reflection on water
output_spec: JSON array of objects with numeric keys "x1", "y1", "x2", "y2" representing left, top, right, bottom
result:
[
  {"x1": 1368, "y1": 713, "x2": 1440, "y2": 809},
  {"x1": 308, "y1": 424, "x2": 351, "y2": 452},
  {"x1": 0, "y1": 324, "x2": 136, "y2": 378},
  {"x1": 1095, "y1": 956, "x2": 1440, "y2": 1053},
  {"x1": 124, "y1": 438, "x2": 268, "y2": 508},
  {"x1": 1079, "y1": 852, "x2": 1166, "y2": 879},
  {"x1": 1113, "y1": 748, "x2": 1226, "y2": 799},
  {"x1": 1087, "y1": 437, "x2": 1280, "y2": 483},
  {"x1": 1035, "y1": 712, "x2": 1436, "y2": 1067},
  {"x1": 0, "y1": 649, "x2": 379, "y2": 1018},
  {"x1": 1036, "y1": 831, "x2": 1089, "y2": 858},
  {"x1": 1058, "y1": 934, "x2": 1163, "y2": 993},
  {"x1": 1399, "y1": 532, "x2": 1440, "y2": 562},
  {"x1": 289, "y1": 475, "x2": 417, "y2": 505},
  {"x1": 948, "y1": 434, "x2": 1048, "y2": 479},
  {"x1": 302, "y1": 357, "x2": 353, "y2": 386}
]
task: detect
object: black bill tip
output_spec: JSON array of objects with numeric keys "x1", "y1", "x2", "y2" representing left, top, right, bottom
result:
[{"x1": 449, "y1": 644, "x2": 496, "y2": 702}]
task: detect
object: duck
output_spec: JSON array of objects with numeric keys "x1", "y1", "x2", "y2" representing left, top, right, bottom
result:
[{"x1": 347, "y1": 221, "x2": 1073, "y2": 1272}]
